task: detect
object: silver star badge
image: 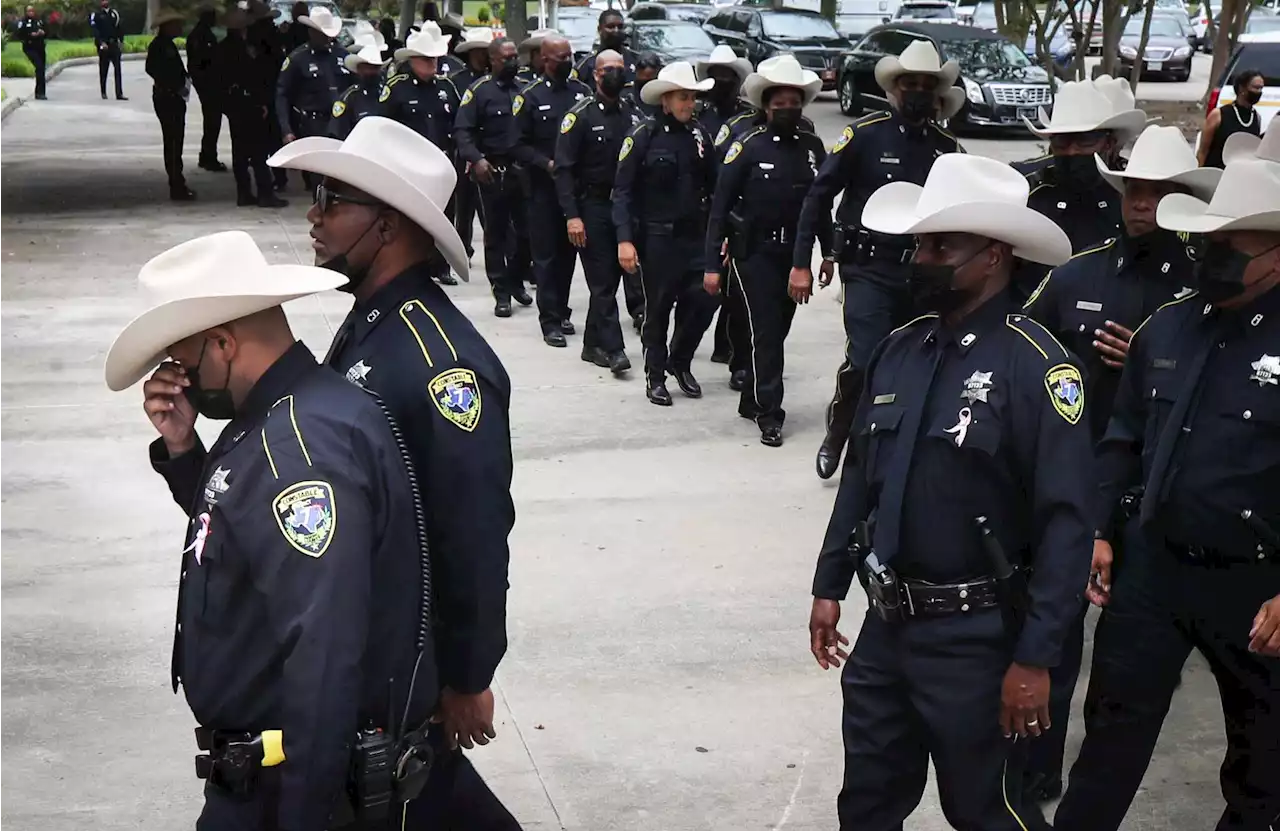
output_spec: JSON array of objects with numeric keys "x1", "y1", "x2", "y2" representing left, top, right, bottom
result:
[
  {"x1": 1250, "y1": 354, "x2": 1279, "y2": 387},
  {"x1": 961, "y1": 371, "x2": 994, "y2": 404},
  {"x1": 345, "y1": 360, "x2": 372, "y2": 387}
]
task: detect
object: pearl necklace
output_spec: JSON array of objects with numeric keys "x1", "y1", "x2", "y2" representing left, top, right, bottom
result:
[{"x1": 1234, "y1": 102, "x2": 1256, "y2": 128}]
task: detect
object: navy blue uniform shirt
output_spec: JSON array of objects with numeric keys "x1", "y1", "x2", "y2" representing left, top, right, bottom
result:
[
  {"x1": 152, "y1": 342, "x2": 429, "y2": 831},
  {"x1": 554, "y1": 93, "x2": 644, "y2": 220},
  {"x1": 454, "y1": 73, "x2": 522, "y2": 164},
  {"x1": 276, "y1": 44, "x2": 353, "y2": 133},
  {"x1": 325, "y1": 264, "x2": 514, "y2": 694},
  {"x1": 89, "y1": 6, "x2": 122, "y2": 43},
  {"x1": 329, "y1": 77, "x2": 383, "y2": 139},
  {"x1": 379, "y1": 71, "x2": 460, "y2": 153},
  {"x1": 612, "y1": 112, "x2": 717, "y2": 250},
  {"x1": 813, "y1": 293, "x2": 1094, "y2": 669},
  {"x1": 513, "y1": 75, "x2": 592, "y2": 174},
  {"x1": 575, "y1": 47, "x2": 639, "y2": 92}
]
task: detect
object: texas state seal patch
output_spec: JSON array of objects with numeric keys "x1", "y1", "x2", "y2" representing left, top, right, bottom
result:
[
  {"x1": 1045, "y1": 363, "x2": 1084, "y2": 425},
  {"x1": 429, "y1": 367, "x2": 482, "y2": 432},
  {"x1": 273, "y1": 480, "x2": 336, "y2": 558}
]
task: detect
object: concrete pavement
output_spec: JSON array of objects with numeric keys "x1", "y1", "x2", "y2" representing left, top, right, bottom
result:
[{"x1": 1, "y1": 60, "x2": 1231, "y2": 830}]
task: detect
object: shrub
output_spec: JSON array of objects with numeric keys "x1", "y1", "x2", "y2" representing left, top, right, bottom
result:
[
  {"x1": 0, "y1": 34, "x2": 173, "y2": 76},
  {"x1": 476, "y1": 4, "x2": 488, "y2": 22}
]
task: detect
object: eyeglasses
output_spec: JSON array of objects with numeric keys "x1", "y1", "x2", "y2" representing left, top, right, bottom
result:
[{"x1": 313, "y1": 183, "x2": 385, "y2": 214}]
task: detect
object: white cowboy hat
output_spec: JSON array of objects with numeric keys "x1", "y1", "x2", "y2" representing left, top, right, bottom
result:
[
  {"x1": 1157, "y1": 158, "x2": 1280, "y2": 233},
  {"x1": 1223, "y1": 127, "x2": 1280, "y2": 166},
  {"x1": 396, "y1": 20, "x2": 449, "y2": 60},
  {"x1": 1096, "y1": 125, "x2": 1221, "y2": 201},
  {"x1": 104, "y1": 231, "x2": 346, "y2": 392},
  {"x1": 641, "y1": 61, "x2": 714, "y2": 105},
  {"x1": 344, "y1": 41, "x2": 387, "y2": 72},
  {"x1": 298, "y1": 6, "x2": 341, "y2": 38},
  {"x1": 455, "y1": 26, "x2": 495, "y2": 53},
  {"x1": 440, "y1": 11, "x2": 464, "y2": 30},
  {"x1": 268, "y1": 117, "x2": 469, "y2": 281},
  {"x1": 742, "y1": 54, "x2": 822, "y2": 109},
  {"x1": 874, "y1": 40, "x2": 964, "y2": 120},
  {"x1": 862, "y1": 154, "x2": 1072, "y2": 266},
  {"x1": 1024, "y1": 79, "x2": 1147, "y2": 139},
  {"x1": 1093, "y1": 73, "x2": 1151, "y2": 137},
  {"x1": 697, "y1": 45, "x2": 751, "y2": 84},
  {"x1": 519, "y1": 27, "x2": 558, "y2": 53}
]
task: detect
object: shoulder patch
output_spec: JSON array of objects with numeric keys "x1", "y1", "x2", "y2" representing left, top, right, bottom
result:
[
  {"x1": 1045, "y1": 363, "x2": 1085, "y2": 425},
  {"x1": 619, "y1": 135, "x2": 634, "y2": 161},
  {"x1": 378, "y1": 84, "x2": 392, "y2": 103},
  {"x1": 460, "y1": 87, "x2": 474, "y2": 106},
  {"x1": 723, "y1": 141, "x2": 744, "y2": 164},
  {"x1": 429, "y1": 368, "x2": 482, "y2": 432},
  {"x1": 715, "y1": 123, "x2": 731, "y2": 146},
  {"x1": 332, "y1": 99, "x2": 347, "y2": 117},
  {"x1": 513, "y1": 94, "x2": 524, "y2": 115},
  {"x1": 832, "y1": 125, "x2": 854, "y2": 154},
  {"x1": 560, "y1": 112, "x2": 577, "y2": 134},
  {"x1": 273, "y1": 480, "x2": 336, "y2": 558}
]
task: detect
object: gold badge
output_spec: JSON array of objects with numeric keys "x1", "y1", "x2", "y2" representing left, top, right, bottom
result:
[
  {"x1": 833, "y1": 125, "x2": 854, "y2": 154},
  {"x1": 724, "y1": 141, "x2": 743, "y2": 164},
  {"x1": 460, "y1": 88, "x2": 473, "y2": 106},
  {"x1": 332, "y1": 100, "x2": 346, "y2": 117},
  {"x1": 513, "y1": 94, "x2": 524, "y2": 115},
  {"x1": 619, "y1": 136, "x2": 634, "y2": 161},
  {"x1": 1044, "y1": 363, "x2": 1084, "y2": 425},
  {"x1": 560, "y1": 112, "x2": 576, "y2": 134},
  {"x1": 429, "y1": 368, "x2": 482, "y2": 432},
  {"x1": 273, "y1": 480, "x2": 336, "y2": 558}
]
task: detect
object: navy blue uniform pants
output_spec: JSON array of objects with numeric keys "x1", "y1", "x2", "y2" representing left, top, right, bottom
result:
[
  {"x1": 153, "y1": 93, "x2": 188, "y2": 192},
  {"x1": 475, "y1": 168, "x2": 523, "y2": 301},
  {"x1": 580, "y1": 196, "x2": 626, "y2": 354},
  {"x1": 455, "y1": 159, "x2": 481, "y2": 258},
  {"x1": 98, "y1": 40, "x2": 123, "y2": 98},
  {"x1": 227, "y1": 100, "x2": 273, "y2": 203},
  {"x1": 637, "y1": 230, "x2": 717, "y2": 379},
  {"x1": 1024, "y1": 599, "x2": 1087, "y2": 795},
  {"x1": 839, "y1": 609, "x2": 1047, "y2": 831},
  {"x1": 193, "y1": 81, "x2": 223, "y2": 166},
  {"x1": 293, "y1": 110, "x2": 329, "y2": 191},
  {"x1": 527, "y1": 174, "x2": 576, "y2": 334},
  {"x1": 1055, "y1": 528, "x2": 1280, "y2": 831},
  {"x1": 24, "y1": 46, "x2": 46, "y2": 97},
  {"x1": 730, "y1": 247, "x2": 796, "y2": 428}
]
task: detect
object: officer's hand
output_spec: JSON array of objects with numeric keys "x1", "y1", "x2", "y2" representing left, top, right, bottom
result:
[
  {"x1": 566, "y1": 217, "x2": 586, "y2": 248},
  {"x1": 720, "y1": 239, "x2": 729, "y2": 266},
  {"x1": 544, "y1": 159, "x2": 555, "y2": 174},
  {"x1": 1086, "y1": 538, "x2": 1113, "y2": 607},
  {"x1": 283, "y1": 132, "x2": 296, "y2": 143},
  {"x1": 703, "y1": 271, "x2": 721, "y2": 296},
  {"x1": 618, "y1": 241, "x2": 639, "y2": 274},
  {"x1": 1000, "y1": 662, "x2": 1051, "y2": 738},
  {"x1": 472, "y1": 158, "x2": 495, "y2": 184},
  {"x1": 809, "y1": 598, "x2": 849, "y2": 670},
  {"x1": 1093, "y1": 320, "x2": 1133, "y2": 369},
  {"x1": 142, "y1": 362, "x2": 197, "y2": 457},
  {"x1": 1249, "y1": 594, "x2": 1280, "y2": 656},
  {"x1": 432, "y1": 687, "x2": 497, "y2": 750},
  {"x1": 818, "y1": 259, "x2": 836, "y2": 288},
  {"x1": 788, "y1": 267, "x2": 814, "y2": 305}
]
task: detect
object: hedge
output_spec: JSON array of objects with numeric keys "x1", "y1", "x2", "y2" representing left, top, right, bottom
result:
[{"x1": 1, "y1": 34, "x2": 179, "y2": 76}]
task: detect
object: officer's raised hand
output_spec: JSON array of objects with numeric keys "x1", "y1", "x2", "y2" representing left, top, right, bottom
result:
[
  {"x1": 1000, "y1": 663, "x2": 1051, "y2": 738},
  {"x1": 1249, "y1": 595, "x2": 1280, "y2": 656},
  {"x1": 788, "y1": 266, "x2": 813, "y2": 304},
  {"x1": 808, "y1": 598, "x2": 849, "y2": 670},
  {"x1": 618, "y1": 241, "x2": 639, "y2": 273},
  {"x1": 566, "y1": 217, "x2": 586, "y2": 248},
  {"x1": 433, "y1": 686, "x2": 498, "y2": 750},
  {"x1": 1092, "y1": 319, "x2": 1134, "y2": 369},
  {"x1": 142, "y1": 361, "x2": 196, "y2": 455}
]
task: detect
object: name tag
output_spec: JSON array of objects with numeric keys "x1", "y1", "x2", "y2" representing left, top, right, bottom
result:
[
  {"x1": 1075, "y1": 300, "x2": 1103, "y2": 312},
  {"x1": 538, "y1": 104, "x2": 551, "y2": 111},
  {"x1": 592, "y1": 125, "x2": 605, "y2": 131},
  {"x1": 880, "y1": 156, "x2": 900, "y2": 164},
  {"x1": 873, "y1": 393, "x2": 896, "y2": 404},
  {"x1": 1153, "y1": 358, "x2": 1177, "y2": 370},
  {"x1": 758, "y1": 162, "x2": 775, "y2": 170}
]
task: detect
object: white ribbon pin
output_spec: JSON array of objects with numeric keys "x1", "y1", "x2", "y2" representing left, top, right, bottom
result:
[{"x1": 944, "y1": 407, "x2": 972, "y2": 447}]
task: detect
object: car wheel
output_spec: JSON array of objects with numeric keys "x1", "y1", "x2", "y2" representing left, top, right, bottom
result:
[{"x1": 838, "y1": 75, "x2": 859, "y2": 116}]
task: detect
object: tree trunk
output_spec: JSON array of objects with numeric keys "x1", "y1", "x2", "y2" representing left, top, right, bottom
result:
[
  {"x1": 1073, "y1": 0, "x2": 1101, "y2": 80},
  {"x1": 821, "y1": 0, "x2": 836, "y2": 23},
  {"x1": 506, "y1": 0, "x2": 527, "y2": 43},
  {"x1": 399, "y1": 0, "x2": 415, "y2": 40},
  {"x1": 145, "y1": 0, "x2": 158, "y2": 33},
  {"x1": 1207, "y1": 0, "x2": 1246, "y2": 98},
  {"x1": 1128, "y1": 0, "x2": 1156, "y2": 94}
]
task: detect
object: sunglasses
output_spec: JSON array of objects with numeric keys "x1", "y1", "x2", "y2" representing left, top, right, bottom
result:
[{"x1": 313, "y1": 183, "x2": 385, "y2": 214}]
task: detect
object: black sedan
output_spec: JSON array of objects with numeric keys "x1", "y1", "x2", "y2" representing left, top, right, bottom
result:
[
  {"x1": 627, "y1": 19, "x2": 718, "y2": 64},
  {"x1": 703, "y1": 7, "x2": 849, "y2": 89},
  {"x1": 1118, "y1": 14, "x2": 1195, "y2": 81}
]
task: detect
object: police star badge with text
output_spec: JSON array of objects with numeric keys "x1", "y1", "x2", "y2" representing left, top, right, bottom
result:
[
  {"x1": 1250, "y1": 354, "x2": 1279, "y2": 387},
  {"x1": 429, "y1": 368, "x2": 482, "y2": 431},
  {"x1": 273, "y1": 481, "x2": 336, "y2": 558},
  {"x1": 961, "y1": 371, "x2": 993, "y2": 404},
  {"x1": 1045, "y1": 364, "x2": 1084, "y2": 424}
]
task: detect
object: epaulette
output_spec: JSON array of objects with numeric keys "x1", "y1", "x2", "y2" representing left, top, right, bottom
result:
[
  {"x1": 929, "y1": 121, "x2": 959, "y2": 144},
  {"x1": 853, "y1": 110, "x2": 893, "y2": 128},
  {"x1": 1131, "y1": 290, "x2": 1200, "y2": 340},
  {"x1": 339, "y1": 83, "x2": 360, "y2": 102},
  {"x1": 739, "y1": 125, "x2": 768, "y2": 145},
  {"x1": 568, "y1": 96, "x2": 595, "y2": 116},
  {"x1": 261, "y1": 394, "x2": 314, "y2": 480},
  {"x1": 518, "y1": 77, "x2": 542, "y2": 95},
  {"x1": 888, "y1": 313, "x2": 939, "y2": 339},
  {"x1": 398, "y1": 297, "x2": 460, "y2": 370},
  {"x1": 1070, "y1": 237, "x2": 1117, "y2": 259},
  {"x1": 385, "y1": 72, "x2": 410, "y2": 89},
  {"x1": 468, "y1": 74, "x2": 492, "y2": 92},
  {"x1": 1005, "y1": 313, "x2": 1071, "y2": 362}
]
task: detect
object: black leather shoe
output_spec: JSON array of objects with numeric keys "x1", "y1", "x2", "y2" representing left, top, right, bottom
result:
[
  {"x1": 436, "y1": 271, "x2": 458, "y2": 286},
  {"x1": 647, "y1": 381, "x2": 672, "y2": 406},
  {"x1": 815, "y1": 440, "x2": 843, "y2": 480},
  {"x1": 760, "y1": 426, "x2": 784, "y2": 447},
  {"x1": 561, "y1": 319, "x2": 575, "y2": 335},
  {"x1": 116, "y1": 95, "x2": 129, "y2": 101},
  {"x1": 581, "y1": 345, "x2": 606, "y2": 366},
  {"x1": 237, "y1": 194, "x2": 258, "y2": 207},
  {"x1": 710, "y1": 350, "x2": 731, "y2": 364},
  {"x1": 494, "y1": 299, "x2": 512, "y2": 318},
  {"x1": 258, "y1": 195, "x2": 288, "y2": 208},
  {"x1": 170, "y1": 187, "x2": 197, "y2": 201},
  {"x1": 199, "y1": 160, "x2": 228, "y2": 172},
  {"x1": 513, "y1": 286, "x2": 534, "y2": 306},
  {"x1": 729, "y1": 370, "x2": 747, "y2": 391},
  {"x1": 671, "y1": 368, "x2": 702, "y2": 398},
  {"x1": 607, "y1": 351, "x2": 631, "y2": 375},
  {"x1": 1021, "y1": 773, "x2": 1063, "y2": 804},
  {"x1": 543, "y1": 330, "x2": 567, "y2": 348}
]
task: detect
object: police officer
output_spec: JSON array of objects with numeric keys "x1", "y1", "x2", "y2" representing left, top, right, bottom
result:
[
  {"x1": 217, "y1": 4, "x2": 288, "y2": 208},
  {"x1": 451, "y1": 27, "x2": 494, "y2": 261},
  {"x1": 455, "y1": 38, "x2": 536, "y2": 317},
  {"x1": 1011, "y1": 77, "x2": 1145, "y2": 299},
  {"x1": 514, "y1": 34, "x2": 591, "y2": 347},
  {"x1": 516, "y1": 28, "x2": 552, "y2": 87},
  {"x1": 276, "y1": 7, "x2": 351, "y2": 190},
  {"x1": 381, "y1": 23, "x2": 462, "y2": 285},
  {"x1": 108, "y1": 230, "x2": 435, "y2": 831},
  {"x1": 1053, "y1": 137, "x2": 1280, "y2": 831},
  {"x1": 15, "y1": 6, "x2": 48, "y2": 101},
  {"x1": 248, "y1": 1, "x2": 289, "y2": 192},
  {"x1": 330, "y1": 43, "x2": 386, "y2": 140},
  {"x1": 575, "y1": 9, "x2": 638, "y2": 92},
  {"x1": 435, "y1": 11, "x2": 467, "y2": 79},
  {"x1": 186, "y1": 7, "x2": 226, "y2": 171},
  {"x1": 270, "y1": 116, "x2": 522, "y2": 829},
  {"x1": 626, "y1": 51, "x2": 663, "y2": 121},
  {"x1": 703, "y1": 57, "x2": 827, "y2": 447},
  {"x1": 556, "y1": 49, "x2": 643, "y2": 374},
  {"x1": 378, "y1": 17, "x2": 402, "y2": 62},
  {"x1": 614, "y1": 62, "x2": 719, "y2": 406},
  {"x1": 809, "y1": 154, "x2": 1086, "y2": 831},
  {"x1": 90, "y1": 0, "x2": 125, "y2": 100},
  {"x1": 792, "y1": 40, "x2": 964, "y2": 480},
  {"x1": 695, "y1": 45, "x2": 752, "y2": 146},
  {"x1": 146, "y1": 10, "x2": 195, "y2": 202}
]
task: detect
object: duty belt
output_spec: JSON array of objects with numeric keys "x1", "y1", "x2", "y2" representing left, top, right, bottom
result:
[
  {"x1": 581, "y1": 183, "x2": 614, "y2": 199},
  {"x1": 194, "y1": 727, "x2": 270, "y2": 796},
  {"x1": 868, "y1": 575, "x2": 1003, "y2": 622},
  {"x1": 1168, "y1": 542, "x2": 1274, "y2": 565},
  {"x1": 760, "y1": 227, "x2": 792, "y2": 246}
]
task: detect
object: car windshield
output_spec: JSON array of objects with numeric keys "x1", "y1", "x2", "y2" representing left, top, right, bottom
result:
[
  {"x1": 899, "y1": 4, "x2": 956, "y2": 17},
  {"x1": 761, "y1": 12, "x2": 842, "y2": 37},
  {"x1": 1246, "y1": 15, "x2": 1280, "y2": 32},
  {"x1": 557, "y1": 14, "x2": 598, "y2": 40},
  {"x1": 631, "y1": 22, "x2": 716, "y2": 50},
  {"x1": 1125, "y1": 16, "x2": 1184, "y2": 37},
  {"x1": 948, "y1": 37, "x2": 1033, "y2": 67},
  {"x1": 972, "y1": 4, "x2": 997, "y2": 26}
]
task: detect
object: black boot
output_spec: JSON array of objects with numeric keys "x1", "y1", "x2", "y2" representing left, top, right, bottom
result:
[
  {"x1": 670, "y1": 368, "x2": 702, "y2": 399},
  {"x1": 760, "y1": 425, "x2": 783, "y2": 447},
  {"x1": 815, "y1": 435, "x2": 846, "y2": 480},
  {"x1": 646, "y1": 377, "x2": 672, "y2": 406},
  {"x1": 729, "y1": 369, "x2": 747, "y2": 391}
]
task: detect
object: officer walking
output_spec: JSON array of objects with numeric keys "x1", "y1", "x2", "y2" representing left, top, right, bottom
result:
[
  {"x1": 217, "y1": 4, "x2": 288, "y2": 209},
  {"x1": 514, "y1": 34, "x2": 591, "y2": 347},
  {"x1": 271, "y1": 116, "x2": 522, "y2": 829},
  {"x1": 808, "y1": 154, "x2": 1085, "y2": 831},
  {"x1": 451, "y1": 27, "x2": 495, "y2": 261},
  {"x1": 107, "y1": 230, "x2": 436, "y2": 831},
  {"x1": 14, "y1": 6, "x2": 48, "y2": 101},
  {"x1": 694, "y1": 45, "x2": 752, "y2": 145},
  {"x1": 555, "y1": 49, "x2": 643, "y2": 374},
  {"x1": 703, "y1": 56, "x2": 826, "y2": 447},
  {"x1": 186, "y1": 7, "x2": 226, "y2": 172},
  {"x1": 146, "y1": 10, "x2": 195, "y2": 202},
  {"x1": 614, "y1": 62, "x2": 719, "y2": 406},
  {"x1": 276, "y1": 6, "x2": 351, "y2": 190},
  {"x1": 575, "y1": 9, "x2": 638, "y2": 92},
  {"x1": 1011, "y1": 78, "x2": 1146, "y2": 299},
  {"x1": 329, "y1": 42, "x2": 386, "y2": 140},
  {"x1": 90, "y1": 0, "x2": 126, "y2": 100},
  {"x1": 455, "y1": 38, "x2": 536, "y2": 318},
  {"x1": 1052, "y1": 133, "x2": 1280, "y2": 831},
  {"x1": 791, "y1": 40, "x2": 964, "y2": 480},
  {"x1": 627, "y1": 52, "x2": 663, "y2": 120}
]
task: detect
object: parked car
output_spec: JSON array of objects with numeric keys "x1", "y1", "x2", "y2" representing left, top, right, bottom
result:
[
  {"x1": 629, "y1": 0, "x2": 717, "y2": 23},
  {"x1": 1206, "y1": 35, "x2": 1279, "y2": 133},
  {"x1": 1242, "y1": 13, "x2": 1280, "y2": 40},
  {"x1": 530, "y1": 8, "x2": 600, "y2": 58},
  {"x1": 893, "y1": 0, "x2": 958, "y2": 22},
  {"x1": 837, "y1": 21, "x2": 1052, "y2": 132},
  {"x1": 966, "y1": 1, "x2": 998, "y2": 30},
  {"x1": 1024, "y1": 26, "x2": 1076, "y2": 74},
  {"x1": 702, "y1": 6, "x2": 850, "y2": 87},
  {"x1": 1118, "y1": 14, "x2": 1194, "y2": 81},
  {"x1": 628, "y1": 19, "x2": 719, "y2": 62}
]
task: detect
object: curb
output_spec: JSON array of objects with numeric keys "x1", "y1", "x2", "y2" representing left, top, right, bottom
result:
[{"x1": 2, "y1": 52, "x2": 149, "y2": 121}]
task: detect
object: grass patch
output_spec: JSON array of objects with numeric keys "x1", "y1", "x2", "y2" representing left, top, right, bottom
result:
[{"x1": 1, "y1": 35, "x2": 181, "y2": 77}]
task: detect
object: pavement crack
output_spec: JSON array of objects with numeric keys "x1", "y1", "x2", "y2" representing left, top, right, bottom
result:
[
  {"x1": 773, "y1": 750, "x2": 809, "y2": 830},
  {"x1": 494, "y1": 678, "x2": 567, "y2": 830}
]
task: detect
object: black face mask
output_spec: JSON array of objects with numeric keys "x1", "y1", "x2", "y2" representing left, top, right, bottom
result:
[
  {"x1": 1055, "y1": 153, "x2": 1104, "y2": 191},
  {"x1": 1194, "y1": 240, "x2": 1277, "y2": 304},
  {"x1": 599, "y1": 66, "x2": 626, "y2": 97},
  {"x1": 899, "y1": 89, "x2": 936, "y2": 122},
  {"x1": 184, "y1": 339, "x2": 236, "y2": 421},
  {"x1": 1238, "y1": 90, "x2": 1261, "y2": 107},
  {"x1": 709, "y1": 79, "x2": 735, "y2": 105},
  {"x1": 550, "y1": 59, "x2": 572, "y2": 84},
  {"x1": 496, "y1": 57, "x2": 519, "y2": 82},
  {"x1": 770, "y1": 106, "x2": 802, "y2": 134},
  {"x1": 319, "y1": 214, "x2": 383, "y2": 293},
  {"x1": 908, "y1": 242, "x2": 991, "y2": 317},
  {"x1": 601, "y1": 31, "x2": 624, "y2": 50}
]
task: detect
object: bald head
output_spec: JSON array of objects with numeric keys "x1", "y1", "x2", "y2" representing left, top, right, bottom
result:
[
  {"x1": 596, "y1": 49, "x2": 623, "y2": 69},
  {"x1": 541, "y1": 34, "x2": 573, "y2": 81}
]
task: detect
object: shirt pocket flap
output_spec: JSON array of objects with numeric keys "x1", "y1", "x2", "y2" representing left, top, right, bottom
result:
[{"x1": 864, "y1": 404, "x2": 905, "y2": 436}]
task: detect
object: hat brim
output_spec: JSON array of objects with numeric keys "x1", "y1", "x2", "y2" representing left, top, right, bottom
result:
[
  {"x1": 1024, "y1": 108, "x2": 1147, "y2": 140},
  {"x1": 268, "y1": 139, "x2": 470, "y2": 282},
  {"x1": 939, "y1": 86, "x2": 965, "y2": 120},
  {"x1": 1222, "y1": 131, "x2": 1263, "y2": 166},
  {"x1": 743, "y1": 74, "x2": 822, "y2": 109},
  {"x1": 641, "y1": 76, "x2": 714, "y2": 105},
  {"x1": 104, "y1": 265, "x2": 346, "y2": 391},
  {"x1": 344, "y1": 52, "x2": 385, "y2": 71},
  {"x1": 455, "y1": 40, "x2": 490, "y2": 53},
  {"x1": 698, "y1": 57, "x2": 751, "y2": 83},
  {"x1": 862, "y1": 181, "x2": 1073, "y2": 266},
  {"x1": 875, "y1": 57, "x2": 960, "y2": 93},
  {"x1": 299, "y1": 15, "x2": 342, "y2": 37},
  {"x1": 395, "y1": 44, "x2": 449, "y2": 59},
  {"x1": 1097, "y1": 155, "x2": 1222, "y2": 202},
  {"x1": 1156, "y1": 192, "x2": 1280, "y2": 234}
]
